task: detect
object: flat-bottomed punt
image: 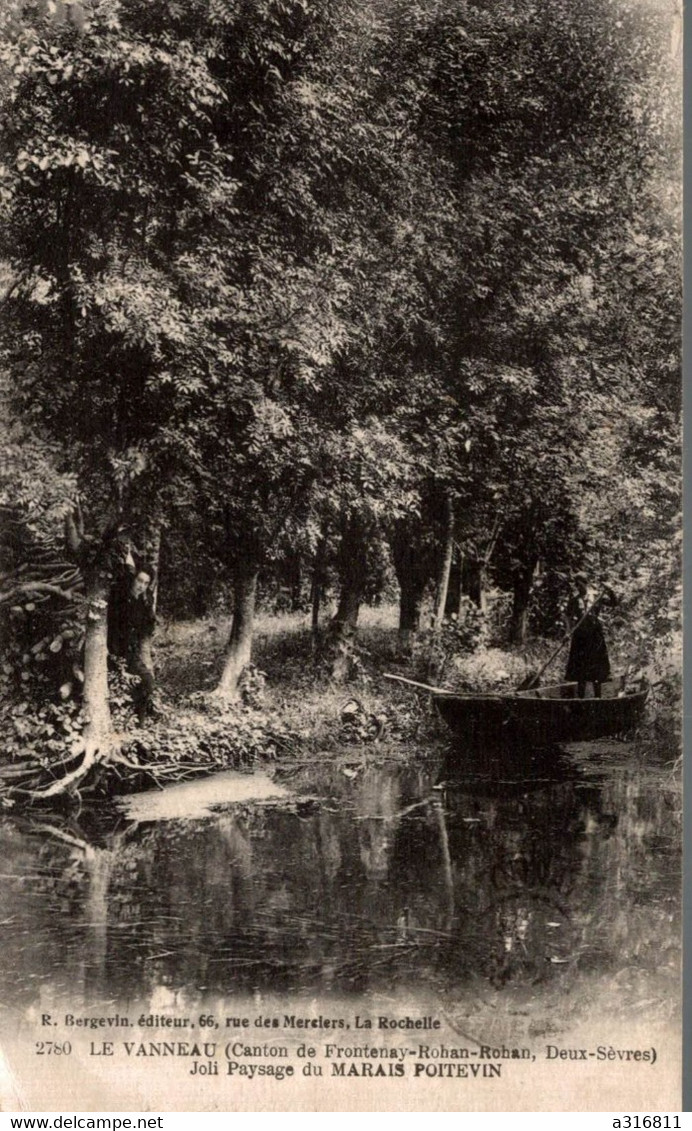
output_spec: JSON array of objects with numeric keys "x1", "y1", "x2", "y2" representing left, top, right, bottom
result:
[{"x1": 433, "y1": 677, "x2": 649, "y2": 747}]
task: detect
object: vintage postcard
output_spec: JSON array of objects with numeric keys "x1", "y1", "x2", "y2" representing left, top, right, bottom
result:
[{"x1": 0, "y1": 0, "x2": 682, "y2": 1114}]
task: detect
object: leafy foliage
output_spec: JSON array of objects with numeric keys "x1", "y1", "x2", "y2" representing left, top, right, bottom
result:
[
  {"x1": 0, "y1": 0, "x2": 681, "y2": 798},
  {"x1": 413, "y1": 600, "x2": 489, "y2": 684},
  {"x1": 121, "y1": 695, "x2": 297, "y2": 771}
]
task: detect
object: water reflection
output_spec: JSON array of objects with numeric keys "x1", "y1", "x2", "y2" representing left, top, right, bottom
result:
[{"x1": 0, "y1": 749, "x2": 680, "y2": 1021}]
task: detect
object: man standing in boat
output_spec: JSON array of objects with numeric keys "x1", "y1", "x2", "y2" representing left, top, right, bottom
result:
[{"x1": 564, "y1": 573, "x2": 617, "y2": 699}]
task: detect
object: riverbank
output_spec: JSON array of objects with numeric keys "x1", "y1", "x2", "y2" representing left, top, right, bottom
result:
[
  {"x1": 130, "y1": 604, "x2": 679, "y2": 771},
  {"x1": 114, "y1": 607, "x2": 452, "y2": 783},
  {"x1": 151, "y1": 605, "x2": 559, "y2": 752},
  {"x1": 0, "y1": 604, "x2": 680, "y2": 804}
]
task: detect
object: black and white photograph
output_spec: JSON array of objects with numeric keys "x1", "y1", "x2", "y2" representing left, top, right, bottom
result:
[{"x1": 0, "y1": 0, "x2": 682, "y2": 1113}]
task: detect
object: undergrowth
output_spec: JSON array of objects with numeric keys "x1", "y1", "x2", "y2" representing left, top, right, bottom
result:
[{"x1": 1, "y1": 604, "x2": 681, "y2": 798}]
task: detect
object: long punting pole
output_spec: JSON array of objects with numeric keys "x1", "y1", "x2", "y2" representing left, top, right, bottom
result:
[{"x1": 383, "y1": 673, "x2": 454, "y2": 695}]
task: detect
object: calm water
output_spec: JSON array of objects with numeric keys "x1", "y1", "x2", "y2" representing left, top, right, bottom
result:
[
  {"x1": 0, "y1": 743, "x2": 680, "y2": 1004},
  {"x1": 0, "y1": 741, "x2": 681, "y2": 1108}
]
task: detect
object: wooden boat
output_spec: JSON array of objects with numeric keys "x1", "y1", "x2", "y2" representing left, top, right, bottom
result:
[{"x1": 433, "y1": 677, "x2": 649, "y2": 747}]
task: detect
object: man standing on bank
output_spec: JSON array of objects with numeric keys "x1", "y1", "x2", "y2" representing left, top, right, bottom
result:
[
  {"x1": 108, "y1": 549, "x2": 157, "y2": 724},
  {"x1": 564, "y1": 572, "x2": 617, "y2": 699}
]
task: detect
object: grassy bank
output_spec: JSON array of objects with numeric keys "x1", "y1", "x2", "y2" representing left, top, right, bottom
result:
[
  {"x1": 152, "y1": 604, "x2": 447, "y2": 758},
  {"x1": 1, "y1": 604, "x2": 679, "y2": 804},
  {"x1": 140, "y1": 603, "x2": 679, "y2": 767}
]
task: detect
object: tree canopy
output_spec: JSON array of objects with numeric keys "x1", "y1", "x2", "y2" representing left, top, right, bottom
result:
[{"x1": 0, "y1": 0, "x2": 680, "y2": 790}]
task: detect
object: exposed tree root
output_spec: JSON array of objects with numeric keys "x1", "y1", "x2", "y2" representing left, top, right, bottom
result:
[
  {"x1": 108, "y1": 749, "x2": 147, "y2": 772},
  {"x1": 21, "y1": 744, "x2": 98, "y2": 799},
  {"x1": 3, "y1": 740, "x2": 226, "y2": 806},
  {"x1": 208, "y1": 684, "x2": 242, "y2": 705},
  {"x1": 7, "y1": 726, "x2": 123, "y2": 801},
  {"x1": 27, "y1": 821, "x2": 93, "y2": 853},
  {"x1": 2, "y1": 689, "x2": 278, "y2": 806}
]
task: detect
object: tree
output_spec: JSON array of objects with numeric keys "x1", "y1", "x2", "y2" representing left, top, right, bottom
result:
[
  {"x1": 0, "y1": 0, "x2": 244, "y2": 772},
  {"x1": 377, "y1": 0, "x2": 680, "y2": 651},
  {"x1": 0, "y1": 0, "x2": 679, "y2": 794}
]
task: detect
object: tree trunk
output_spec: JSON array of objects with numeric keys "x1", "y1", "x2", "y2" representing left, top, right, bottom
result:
[
  {"x1": 310, "y1": 538, "x2": 326, "y2": 646},
  {"x1": 509, "y1": 561, "x2": 537, "y2": 644},
  {"x1": 456, "y1": 550, "x2": 465, "y2": 616},
  {"x1": 311, "y1": 576, "x2": 321, "y2": 641},
  {"x1": 81, "y1": 572, "x2": 113, "y2": 760},
  {"x1": 331, "y1": 517, "x2": 368, "y2": 636},
  {"x1": 398, "y1": 582, "x2": 424, "y2": 652},
  {"x1": 390, "y1": 518, "x2": 436, "y2": 651},
  {"x1": 328, "y1": 518, "x2": 368, "y2": 681},
  {"x1": 334, "y1": 582, "x2": 362, "y2": 629},
  {"x1": 289, "y1": 552, "x2": 302, "y2": 612},
  {"x1": 433, "y1": 496, "x2": 454, "y2": 629},
  {"x1": 36, "y1": 507, "x2": 119, "y2": 797},
  {"x1": 464, "y1": 558, "x2": 488, "y2": 613},
  {"x1": 445, "y1": 547, "x2": 462, "y2": 617},
  {"x1": 216, "y1": 565, "x2": 259, "y2": 699}
]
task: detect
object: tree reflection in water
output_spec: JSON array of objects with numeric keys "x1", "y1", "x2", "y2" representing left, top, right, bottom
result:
[{"x1": 0, "y1": 751, "x2": 680, "y2": 1028}]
